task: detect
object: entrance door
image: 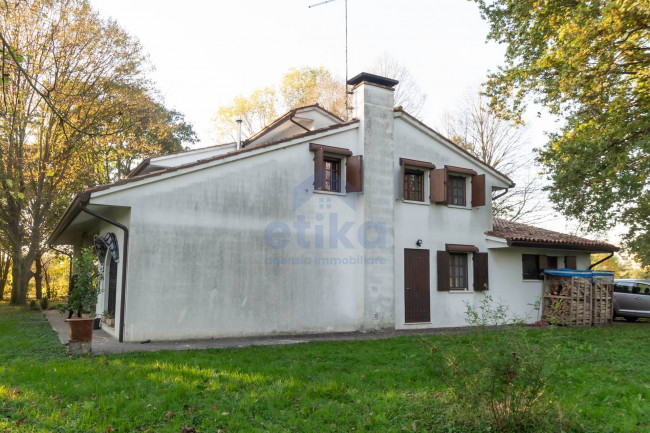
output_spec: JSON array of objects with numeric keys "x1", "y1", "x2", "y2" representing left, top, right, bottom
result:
[
  {"x1": 107, "y1": 256, "x2": 117, "y2": 317},
  {"x1": 404, "y1": 249, "x2": 430, "y2": 323}
]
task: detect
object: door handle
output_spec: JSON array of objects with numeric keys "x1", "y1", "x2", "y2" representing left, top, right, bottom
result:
[{"x1": 406, "y1": 287, "x2": 411, "y2": 290}]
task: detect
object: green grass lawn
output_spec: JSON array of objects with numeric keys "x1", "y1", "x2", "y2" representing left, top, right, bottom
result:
[{"x1": 1, "y1": 304, "x2": 649, "y2": 432}]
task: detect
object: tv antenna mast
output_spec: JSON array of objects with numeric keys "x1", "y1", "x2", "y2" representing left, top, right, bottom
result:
[{"x1": 308, "y1": 0, "x2": 353, "y2": 113}]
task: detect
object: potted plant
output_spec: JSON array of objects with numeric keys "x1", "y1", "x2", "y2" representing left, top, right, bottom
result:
[
  {"x1": 103, "y1": 311, "x2": 114, "y2": 328},
  {"x1": 63, "y1": 247, "x2": 103, "y2": 344}
]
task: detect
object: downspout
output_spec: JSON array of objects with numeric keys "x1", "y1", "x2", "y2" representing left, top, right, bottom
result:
[
  {"x1": 588, "y1": 252, "x2": 614, "y2": 270},
  {"x1": 78, "y1": 203, "x2": 129, "y2": 343}
]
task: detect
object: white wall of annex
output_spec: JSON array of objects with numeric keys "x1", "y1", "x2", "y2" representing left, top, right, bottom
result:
[{"x1": 488, "y1": 247, "x2": 592, "y2": 323}]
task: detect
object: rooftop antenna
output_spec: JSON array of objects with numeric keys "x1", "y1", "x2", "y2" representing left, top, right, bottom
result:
[{"x1": 309, "y1": 0, "x2": 352, "y2": 114}]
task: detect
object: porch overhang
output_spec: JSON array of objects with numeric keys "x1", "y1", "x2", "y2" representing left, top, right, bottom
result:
[{"x1": 48, "y1": 192, "x2": 129, "y2": 246}]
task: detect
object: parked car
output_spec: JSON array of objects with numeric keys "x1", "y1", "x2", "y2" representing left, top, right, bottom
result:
[{"x1": 613, "y1": 279, "x2": 650, "y2": 321}]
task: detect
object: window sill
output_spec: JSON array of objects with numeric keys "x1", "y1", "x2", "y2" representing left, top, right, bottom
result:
[
  {"x1": 404, "y1": 321, "x2": 432, "y2": 325},
  {"x1": 402, "y1": 199, "x2": 428, "y2": 206},
  {"x1": 448, "y1": 204, "x2": 471, "y2": 210},
  {"x1": 448, "y1": 289, "x2": 474, "y2": 294},
  {"x1": 314, "y1": 189, "x2": 345, "y2": 197}
]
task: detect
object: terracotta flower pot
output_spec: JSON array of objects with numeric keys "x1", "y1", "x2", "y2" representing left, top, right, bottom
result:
[{"x1": 65, "y1": 317, "x2": 95, "y2": 342}]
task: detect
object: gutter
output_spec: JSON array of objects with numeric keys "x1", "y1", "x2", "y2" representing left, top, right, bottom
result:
[
  {"x1": 78, "y1": 203, "x2": 129, "y2": 343},
  {"x1": 492, "y1": 188, "x2": 509, "y2": 200},
  {"x1": 289, "y1": 113, "x2": 310, "y2": 132}
]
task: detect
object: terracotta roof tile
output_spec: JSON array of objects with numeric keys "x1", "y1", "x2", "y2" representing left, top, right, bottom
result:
[{"x1": 488, "y1": 218, "x2": 619, "y2": 252}]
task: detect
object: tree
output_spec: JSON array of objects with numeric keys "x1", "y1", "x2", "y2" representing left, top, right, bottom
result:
[
  {"x1": 87, "y1": 89, "x2": 198, "y2": 184},
  {"x1": 442, "y1": 92, "x2": 545, "y2": 223},
  {"x1": 370, "y1": 54, "x2": 427, "y2": 119},
  {"x1": 279, "y1": 67, "x2": 346, "y2": 119},
  {"x1": 0, "y1": 250, "x2": 9, "y2": 300},
  {"x1": 471, "y1": 0, "x2": 650, "y2": 267},
  {"x1": 213, "y1": 87, "x2": 278, "y2": 143},
  {"x1": 0, "y1": 0, "x2": 196, "y2": 304},
  {"x1": 212, "y1": 67, "x2": 347, "y2": 143},
  {"x1": 212, "y1": 62, "x2": 428, "y2": 143}
]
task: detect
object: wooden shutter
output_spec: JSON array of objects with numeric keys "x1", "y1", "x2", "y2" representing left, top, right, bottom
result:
[
  {"x1": 430, "y1": 168, "x2": 447, "y2": 203},
  {"x1": 346, "y1": 155, "x2": 363, "y2": 193},
  {"x1": 437, "y1": 250, "x2": 450, "y2": 291},
  {"x1": 522, "y1": 254, "x2": 538, "y2": 279},
  {"x1": 538, "y1": 255, "x2": 549, "y2": 270},
  {"x1": 471, "y1": 174, "x2": 486, "y2": 207},
  {"x1": 565, "y1": 256, "x2": 577, "y2": 270},
  {"x1": 313, "y1": 147, "x2": 324, "y2": 190},
  {"x1": 400, "y1": 160, "x2": 405, "y2": 199},
  {"x1": 473, "y1": 252, "x2": 489, "y2": 291}
]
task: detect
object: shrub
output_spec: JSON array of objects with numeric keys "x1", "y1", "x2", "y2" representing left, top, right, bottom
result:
[
  {"x1": 39, "y1": 297, "x2": 49, "y2": 310},
  {"x1": 29, "y1": 299, "x2": 39, "y2": 311},
  {"x1": 429, "y1": 295, "x2": 563, "y2": 432}
]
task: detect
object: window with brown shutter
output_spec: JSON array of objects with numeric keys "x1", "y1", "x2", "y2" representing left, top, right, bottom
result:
[
  {"x1": 522, "y1": 254, "x2": 541, "y2": 280},
  {"x1": 404, "y1": 169, "x2": 424, "y2": 201},
  {"x1": 565, "y1": 256, "x2": 577, "y2": 270},
  {"x1": 430, "y1": 165, "x2": 486, "y2": 207},
  {"x1": 310, "y1": 143, "x2": 353, "y2": 193},
  {"x1": 522, "y1": 254, "x2": 559, "y2": 280},
  {"x1": 449, "y1": 253, "x2": 468, "y2": 289},
  {"x1": 439, "y1": 247, "x2": 487, "y2": 291},
  {"x1": 399, "y1": 158, "x2": 435, "y2": 202},
  {"x1": 324, "y1": 158, "x2": 341, "y2": 192},
  {"x1": 448, "y1": 175, "x2": 466, "y2": 206}
]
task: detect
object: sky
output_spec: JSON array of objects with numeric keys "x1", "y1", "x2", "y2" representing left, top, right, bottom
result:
[
  {"x1": 89, "y1": 0, "x2": 525, "y2": 144},
  {"x1": 88, "y1": 0, "x2": 620, "y2": 242}
]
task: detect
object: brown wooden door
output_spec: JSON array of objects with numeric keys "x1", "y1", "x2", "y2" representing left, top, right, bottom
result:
[{"x1": 404, "y1": 249, "x2": 431, "y2": 323}]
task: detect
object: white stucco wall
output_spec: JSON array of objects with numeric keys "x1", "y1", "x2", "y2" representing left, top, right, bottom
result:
[
  {"x1": 392, "y1": 115, "x2": 512, "y2": 329},
  {"x1": 92, "y1": 126, "x2": 375, "y2": 341}
]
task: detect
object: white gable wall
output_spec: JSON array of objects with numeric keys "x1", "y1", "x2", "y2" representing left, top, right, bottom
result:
[
  {"x1": 92, "y1": 128, "x2": 370, "y2": 341},
  {"x1": 393, "y1": 115, "x2": 511, "y2": 328}
]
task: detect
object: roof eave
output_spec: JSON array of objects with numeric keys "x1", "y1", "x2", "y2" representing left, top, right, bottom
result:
[
  {"x1": 507, "y1": 240, "x2": 619, "y2": 253},
  {"x1": 47, "y1": 191, "x2": 91, "y2": 246}
]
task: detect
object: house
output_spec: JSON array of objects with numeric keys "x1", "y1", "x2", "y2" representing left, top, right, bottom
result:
[{"x1": 48, "y1": 73, "x2": 618, "y2": 342}]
